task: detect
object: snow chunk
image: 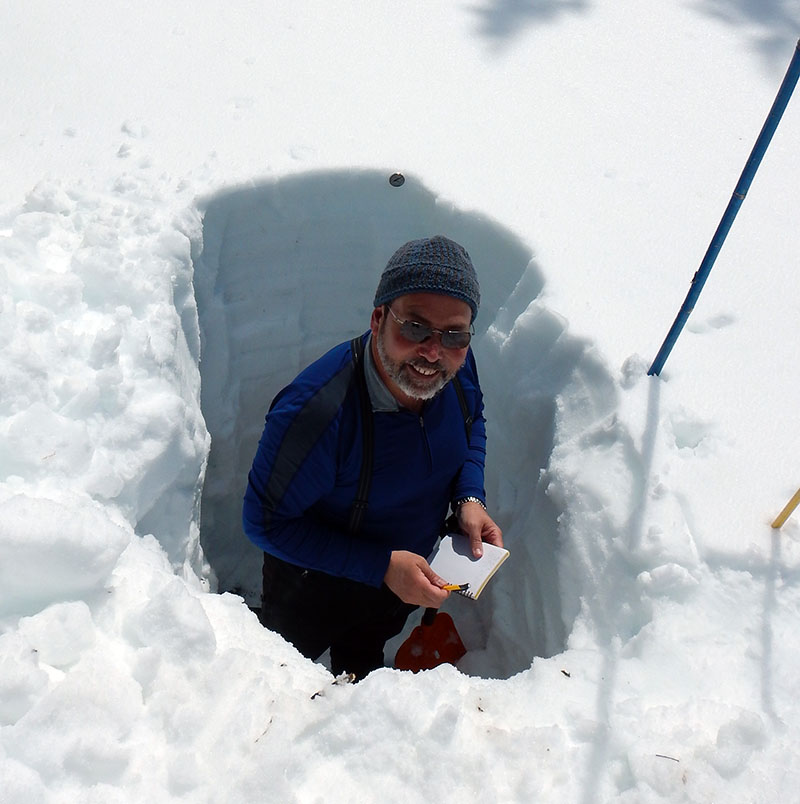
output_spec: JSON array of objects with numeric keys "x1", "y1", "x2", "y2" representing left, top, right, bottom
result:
[
  {"x1": 18, "y1": 601, "x2": 96, "y2": 669},
  {"x1": 123, "y1": 577, "x2": 216, "y2": 661},
  {"x1": 0, "y1": 632, "x2": 49, "y2": 725},
  {"x1": 0, "y1": 494, "x2": 130, "y2": 617}
]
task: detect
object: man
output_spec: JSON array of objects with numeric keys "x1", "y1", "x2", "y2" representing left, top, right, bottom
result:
[{"x1": 243, "y1": 235, "x2": 502, "y2": 679}]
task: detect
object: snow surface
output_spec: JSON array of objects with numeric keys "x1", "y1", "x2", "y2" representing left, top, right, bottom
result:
[{"x1": 2, "y1": 1, "x2": 800, "y2": 801}]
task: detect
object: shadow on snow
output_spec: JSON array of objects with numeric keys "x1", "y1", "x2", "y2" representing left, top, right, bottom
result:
[{"x1": 192, "y1": 168, "x2": 610, "y2": 679}]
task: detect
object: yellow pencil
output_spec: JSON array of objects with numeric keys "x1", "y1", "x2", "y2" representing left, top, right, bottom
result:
[
  {"x1": 442, "y1": 583, "x2": 469, "y2": 591},
  {"x1": 772, "y1": 487, "x2": 800, "y2": 529}
]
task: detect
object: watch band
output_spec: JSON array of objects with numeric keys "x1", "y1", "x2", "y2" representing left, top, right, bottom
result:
[{"x1": 454, "y1": 496, "x2": 486, "y2": 511}]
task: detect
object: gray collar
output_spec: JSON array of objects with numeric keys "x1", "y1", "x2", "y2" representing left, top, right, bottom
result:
[{"x1": 363, "y1": 333, "x2": 401, "y2": 412}]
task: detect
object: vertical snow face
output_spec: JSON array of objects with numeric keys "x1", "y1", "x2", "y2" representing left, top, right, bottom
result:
[
  {"x1": 193, "y1": 169, "x2": 614, "y2": 677},
  {"x1": 0, "y1": 176, "x2": 211, "y2": 591}
]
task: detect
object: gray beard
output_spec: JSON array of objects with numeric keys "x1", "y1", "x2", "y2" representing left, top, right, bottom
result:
[{"x1": 375, "y1": 324, "x2": 459, "y2": 401}]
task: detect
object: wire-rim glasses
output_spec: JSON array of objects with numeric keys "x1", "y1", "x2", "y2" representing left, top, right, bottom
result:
[{"x1": 386, "y1": 305, "x2": 472, "y2": 350}]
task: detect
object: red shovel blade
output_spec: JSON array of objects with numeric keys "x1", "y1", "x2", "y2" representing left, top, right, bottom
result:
[{"x1": 394, "y1": 610, "x2": 466, "y2": 672}]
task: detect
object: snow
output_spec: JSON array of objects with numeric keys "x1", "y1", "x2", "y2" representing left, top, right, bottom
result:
[{"x1": 1, "y1": 1, "x2": 799, "y2": 801}]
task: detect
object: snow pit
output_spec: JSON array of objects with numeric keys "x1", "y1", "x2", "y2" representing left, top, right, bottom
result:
[{"x1": 193, "y1": 170, "x2": 614, "y2": 678}]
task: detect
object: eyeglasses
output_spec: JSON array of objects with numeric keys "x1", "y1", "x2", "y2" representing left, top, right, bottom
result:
[{"x1": 386, "y1": 306, "x2": 473, "y2": 350}]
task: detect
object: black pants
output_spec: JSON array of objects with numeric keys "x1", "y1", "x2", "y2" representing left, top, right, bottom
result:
[{"x1": 259, "y1": 553, "x2": 417, "y2": 680}]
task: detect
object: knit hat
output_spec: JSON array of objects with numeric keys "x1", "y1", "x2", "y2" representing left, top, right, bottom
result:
[{"x1": 373, "y1": 235, "x2": 480, "y2": 322}]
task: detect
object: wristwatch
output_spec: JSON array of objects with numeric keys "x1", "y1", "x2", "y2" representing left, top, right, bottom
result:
[{"x1": 453, "y1": 496, "x2": 486, "y2": 511}]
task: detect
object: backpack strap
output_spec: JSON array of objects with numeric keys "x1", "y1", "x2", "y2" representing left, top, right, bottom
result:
[
  {"x1": 452, "y1": 374, "x2": 473, "y2": 441},
  {"x1": 348, "y1": 335, "x2": 374, "y2": 535}
]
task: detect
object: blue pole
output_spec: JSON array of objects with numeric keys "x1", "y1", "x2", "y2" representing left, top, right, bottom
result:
[{"x1": 648, "y1": 39, "x2": 800, "y2": 377}]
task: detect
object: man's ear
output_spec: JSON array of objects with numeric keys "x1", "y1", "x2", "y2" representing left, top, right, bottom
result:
[{"x1": 369, "y1": 306, "x2": 384, "y2": 336}]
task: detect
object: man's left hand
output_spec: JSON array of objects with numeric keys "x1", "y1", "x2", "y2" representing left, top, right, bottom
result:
[{"x1": 456, "y1": 502, "x2": 503, "y2": 559}]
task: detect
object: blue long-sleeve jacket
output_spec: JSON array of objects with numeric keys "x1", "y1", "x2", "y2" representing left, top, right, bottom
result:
[{"x1": 242, "y1": 332, "x2": 487, "y2": 588}]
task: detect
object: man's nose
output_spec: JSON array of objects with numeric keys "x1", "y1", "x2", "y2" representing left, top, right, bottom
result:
[{"x1": 417, "y1": 335, "x2": 442, "y2": 361}]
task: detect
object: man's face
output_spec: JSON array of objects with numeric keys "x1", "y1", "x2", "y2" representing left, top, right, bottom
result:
[{"x1": 370, "y1": 292, "x2": 472, "y2": 404}]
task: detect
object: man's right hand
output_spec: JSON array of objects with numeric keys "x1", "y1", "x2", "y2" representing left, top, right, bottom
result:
[{"x1": 383, "y1": 550, "x2": 450, "y2": 607}]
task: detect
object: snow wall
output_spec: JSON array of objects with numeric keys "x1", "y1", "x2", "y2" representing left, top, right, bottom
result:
[
  {"x1": 0, "y1": 175, "x2": 212, "y2": 610},
  {"x1": 193, "y1": 170, "x2": 617, "y2": 678}
]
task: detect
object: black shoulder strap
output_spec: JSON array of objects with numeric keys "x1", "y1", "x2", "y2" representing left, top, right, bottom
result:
[
  {"x1": 348, "y1": 336, "x2": 373, "y2": 535},
  {"x1": 452, "y1": 374, "x2": 473, "y2": 441}
]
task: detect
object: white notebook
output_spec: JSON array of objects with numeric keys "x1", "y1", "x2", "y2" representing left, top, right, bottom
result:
[{"x1": 429, "y1": 532, "x2": 509, "y2": 600}]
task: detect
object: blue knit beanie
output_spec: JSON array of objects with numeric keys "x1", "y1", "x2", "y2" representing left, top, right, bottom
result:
[{"x1": 373, "y1": 235, "x2": 480, "y2": 322}]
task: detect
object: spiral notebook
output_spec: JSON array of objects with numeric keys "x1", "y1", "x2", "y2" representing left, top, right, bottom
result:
[{"x1": 429, "y1": 533, "x2": 510, "y2": 600}]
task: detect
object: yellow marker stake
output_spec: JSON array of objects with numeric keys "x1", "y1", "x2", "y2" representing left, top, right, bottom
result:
[{"x1": 772, "y1": 487, "x2": 800, "y2": 529}]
